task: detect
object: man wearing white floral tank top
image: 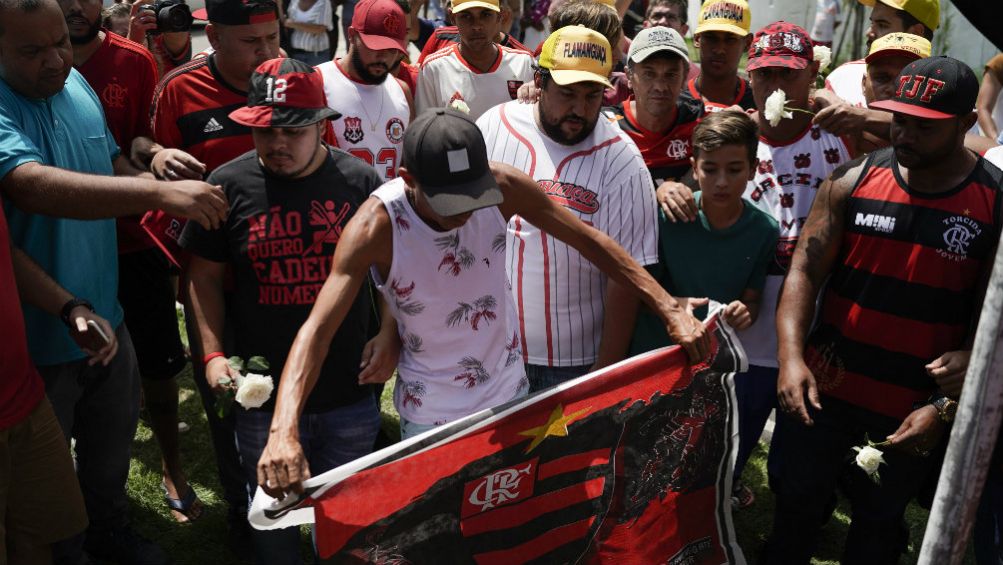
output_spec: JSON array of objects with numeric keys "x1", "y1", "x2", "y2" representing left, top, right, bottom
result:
[
  {"x1": 256, "y1": 108, "x2": 710, "y2": 496},
  {"x1": 659, "y1": 22, "x2": 853, "y2": 508}
]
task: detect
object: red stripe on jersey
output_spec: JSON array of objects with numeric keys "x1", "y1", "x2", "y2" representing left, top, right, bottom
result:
[
  {"x1": 537, "y1": 449, "x2": 610, "y2": 481},
  {"x1": 461, "y1": 477, "x2": 604, "y2": 537},
  {"x1": 820, "y1": 292, "x2": 966, "y2": 360},
  {"x1": 540, "y1": 230, "x2": 554, "y2": 366},
  {"x1": 686, "y1": 77, "x2": 747, "y2": 109},
  {"x1": 472, "y1": 516, "x2": 596, "y2": 565},
  {"x1": 842, "y1": 231, "x2": 984, "y2": 291},
  {"x1": 500, "y1": 104, "x2": 536, "y2": 177},
  {"x1": 449, "y1": 44, "x2": 504, "y2": 74},
  {"x1": 811, "y1": 355, "x2": 930, "y2": 420},
  {"x1": 513, "y1": 216, "x2": 529, "y2": 363},
  {"x1": 553, "y1": 137, "x2": 621, "y2": 180},
  {"x1": 854, "y1": 167, "x2": 997, "y2": 224}
]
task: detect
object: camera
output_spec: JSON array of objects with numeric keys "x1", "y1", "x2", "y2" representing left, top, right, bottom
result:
[{"x1": 141, "y1": 0, "x2": 193, "y2": 34}]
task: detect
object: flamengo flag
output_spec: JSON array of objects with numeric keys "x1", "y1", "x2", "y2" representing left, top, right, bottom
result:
[{"x1": 250, "y1": 311, "x2": 747, "y2": 564}]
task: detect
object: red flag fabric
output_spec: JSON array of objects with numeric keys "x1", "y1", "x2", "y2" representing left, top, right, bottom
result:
[{"x1": 250, "y1": 313, "x2": 746, "y2": 564}]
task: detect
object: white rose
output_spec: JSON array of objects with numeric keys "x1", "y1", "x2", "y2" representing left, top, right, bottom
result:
[
  {"x1": 813, "y1": 45, "x2": 832, "y2": 72},
  {"x1": 854, "y1": 445, "x2": 886, "y2": 475},
  {"x1": 764, "y1": 89, "x2": 793, "y2": 127},
  {"x1": 449, "y1": 99, "x2": 471, "y2": 114},
  {"x1": 235, "y1": 373, "x2": 274, "y2": 409}
]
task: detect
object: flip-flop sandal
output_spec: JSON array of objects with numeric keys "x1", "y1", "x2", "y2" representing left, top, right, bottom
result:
[{"x1": 162, "y1": 480, "x2": 202, "y2": 523}]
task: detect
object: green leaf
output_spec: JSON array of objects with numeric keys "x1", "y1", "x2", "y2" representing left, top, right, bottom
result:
[
  {"x1": 227, "y1": 356, "x2": 245, "y2": 373},
  {"x1": 247, "y1": 356, "x2": 270, "y2": 372},
  {"x1": 215, "y1": 393, "x2": 234, "y2": 419}
]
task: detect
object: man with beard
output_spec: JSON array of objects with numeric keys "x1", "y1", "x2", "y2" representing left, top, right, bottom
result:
[
  {"x1": 317, "y1": 0, "x2": 413, "y2": 181},
  {"x1": 182, "y1": 58, "x2": 386, "y2": 565},
  {"x1": 824, "y1": 0, "x2": 938, "y2": 108},
  {"x1": 476, "y1": 27, "x2": 701, "y2": 391},
  {"x1": 147, "y1": 0, "x2": 281, "y2": 553},
  {"x1": 416, "y1": 0, "x2": 533, "y2": 119},
  {"x1": 771, "y1": 56, "x2": 998, "y2": 564},
  {"x1": 0, "y1": 0, "x2": 227, "y2": 560},
  {"x1": 679, "y1": 0, "x2": 754, "y2": 114},
  {"x1": 57, "y1": 0, "x2": 202, "y2": 525}
]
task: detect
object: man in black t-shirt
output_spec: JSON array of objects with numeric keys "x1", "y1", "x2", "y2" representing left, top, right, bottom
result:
[{"x1": 180, "y1": 58, "x2": 391, "y2": 563}]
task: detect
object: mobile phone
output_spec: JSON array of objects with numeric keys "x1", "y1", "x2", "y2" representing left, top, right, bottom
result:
[{"x1": 86, "y1": 320, "x2": 112, "y2": 346}]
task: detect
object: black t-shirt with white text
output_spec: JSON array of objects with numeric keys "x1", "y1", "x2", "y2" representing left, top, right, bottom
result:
[{"x1": 181, "y1": 147, "x2": 382, "y2": 413}]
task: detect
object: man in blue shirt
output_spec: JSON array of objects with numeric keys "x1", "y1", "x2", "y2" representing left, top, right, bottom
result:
[{"x1": 0, "y1": 0, "x2": 227, "y2": 562}]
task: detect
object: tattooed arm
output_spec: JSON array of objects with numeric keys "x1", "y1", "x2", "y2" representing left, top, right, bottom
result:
[{"x1": 775, "y1": 157, "x2": 864, "y2": 425}]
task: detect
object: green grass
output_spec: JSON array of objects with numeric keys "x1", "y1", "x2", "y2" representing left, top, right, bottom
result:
[{"x1": 125, "y1": 362, "x2": 965, "y2": 564}]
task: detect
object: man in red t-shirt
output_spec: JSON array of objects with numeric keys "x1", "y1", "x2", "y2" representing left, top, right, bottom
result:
[
  {"x1": 148, "y1": 0, "x2": 282, "y2": 550},
  {"x1": 0, "y1": 196, "x2": 111, "y2": 565},
  {"x1": 62, "y1": 0, "x2": 199, "y2": 524}
]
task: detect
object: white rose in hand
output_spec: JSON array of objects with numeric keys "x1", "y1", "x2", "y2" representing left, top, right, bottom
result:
[
  {"x1": 764, "y1": 89, "x2": 794, "y2": 127},
  {"x1": 853, "y1": 445, "x2": 886, "y2": 475},
  {"x1": 449, "y1": 99, "x2": 471, "y2": 114},
  {"x1": 235, "y1": 373, "x2": 274, "y2": 409},
  {"x1": 813, "y1": 45, "x2": 832, "y2": 72}
]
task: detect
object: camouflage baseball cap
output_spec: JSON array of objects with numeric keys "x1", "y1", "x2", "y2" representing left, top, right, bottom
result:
[{"x1": 746, "y1": 21, "x2": 813, "y2": 72}]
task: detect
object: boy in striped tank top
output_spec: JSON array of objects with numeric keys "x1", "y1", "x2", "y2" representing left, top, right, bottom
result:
[{"x1": 771, "y1": 56, "x2": 1001, "y2": 564}]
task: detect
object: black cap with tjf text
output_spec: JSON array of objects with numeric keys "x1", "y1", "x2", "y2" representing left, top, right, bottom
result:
[
  {"x1": 402, "y1": 109, "x2": 503, "y2": 217},
  {"x1": 870, "y1": 56, "x2": 978, "y2": 119}
]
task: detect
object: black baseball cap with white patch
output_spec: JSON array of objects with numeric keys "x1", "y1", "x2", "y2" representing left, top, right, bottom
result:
[{"x1": 403, "y1": 108, "x2": 503, "y2": 217}]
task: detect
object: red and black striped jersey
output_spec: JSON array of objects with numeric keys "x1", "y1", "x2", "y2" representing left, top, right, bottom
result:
[
  {"x1": 417, "y1": 27, "x2": 529, "y2": 65},
  {"x1": 678, "y1": 77, "x2": 755, "y2": 114},
  {"x1": 807, "y1": 147, "x2": 1003, "y2": 421},
  {"x1": 604, "y1": 95, "x2": 703, "y2": 185},
  {"x1": 150, "y1": 54, "x2": 253, "y2": 173}
]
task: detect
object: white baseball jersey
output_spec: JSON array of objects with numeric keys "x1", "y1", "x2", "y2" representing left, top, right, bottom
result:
[
  {"x1": 740, "y1": 125, "x2": 851, "y2": 367},
  {"x1": 416, "y1": 44, "x2": 534, "y2": 119},
  {"x1": 477, "y1": 101, "x2": 659, "y2": 367},
  {"x1": 372, "y1": 179, "x2": 528, "y2": 425},
  {"x1": 824, "y1": 60, "x2": 868, "y2": 108},
  {"x1": 317, "y1": 60, "x2": 410, "y2": 181}
]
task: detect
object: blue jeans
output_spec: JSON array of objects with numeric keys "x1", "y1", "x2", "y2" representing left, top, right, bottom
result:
[
  {"x1": 525, "y1": 363, "x2": 592, "y2": 393},
  {"x1": 234, "y1": 394, "x2": 380, "y2": 565},
  {"x1": 289, "y1": 48, "x2": 331, "y2": 67},
  {"x1": 733, "y1": 364, "x2": 778, "y2": 483},
  {"x1": 764, "y1": 398, "x2": 938, "y2": 564},
  {"x1": 399, "y1": 417, "x2": 439, "y2": 440}
]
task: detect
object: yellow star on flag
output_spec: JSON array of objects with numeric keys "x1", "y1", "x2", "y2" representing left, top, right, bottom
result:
[{"x1": 518, "y1": 404, "x2": 590, "y2": 454}]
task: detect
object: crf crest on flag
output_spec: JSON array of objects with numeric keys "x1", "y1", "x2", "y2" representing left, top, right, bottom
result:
[{"x1": 250, "y1": 311, "x2": 747, "y2": 564}]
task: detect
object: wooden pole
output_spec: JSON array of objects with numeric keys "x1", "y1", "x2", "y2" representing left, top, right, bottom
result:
[{"x1": 918, "y1": 240, "x2": 1003, "y2": 564}]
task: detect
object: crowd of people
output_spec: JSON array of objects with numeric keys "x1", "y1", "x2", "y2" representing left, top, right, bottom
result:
[{"x1": 1, "y1": 0, "x2": 1003, "y2": 563}]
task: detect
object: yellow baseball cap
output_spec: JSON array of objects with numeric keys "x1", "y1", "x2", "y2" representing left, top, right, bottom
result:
[
  {"x1": 865, "y1": 32, "x2": 931, "y2": 64},
  {"x1": 538, "y1": 26, "x2": 613, "y2": 88},
  {"x1": 858, "y1": 0, "x2": 939, "y2": 31},
  {"x1": 695, "y1": 0, "x2": 751, "y2": 37},
  {"x1": 451, "y1": 0, "x2": 499, "y2": 13}
]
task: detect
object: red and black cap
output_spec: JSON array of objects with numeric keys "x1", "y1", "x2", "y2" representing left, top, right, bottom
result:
[
  {"x1": 229, "y1": 58, "x2": 340, "y2": 128},
  {"x1": 746, "y1": 21, "x2": 813, "y2": 71},
  {"x1": 192, "y1": 0, "x2": 278, "y2": 25},
  {"x1": 870, "y1": 56, "x2": 978, "y2": 119}
]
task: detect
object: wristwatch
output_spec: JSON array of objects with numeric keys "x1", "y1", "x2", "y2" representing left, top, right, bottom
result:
[
  {"x1": 60, "y1": 297, "x2": 94, "y2": 328},
  {"x1": 932, "y1": 396, "x2": 959, "y2": 423}
]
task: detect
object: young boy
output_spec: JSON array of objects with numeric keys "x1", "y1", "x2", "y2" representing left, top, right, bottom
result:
[{"x1": 625, "y1": 110, "x2": 778, "y2": 507}]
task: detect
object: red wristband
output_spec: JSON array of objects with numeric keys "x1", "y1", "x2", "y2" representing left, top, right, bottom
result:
[{"x1": 203, "y1": 352, "x2": 226, "y2": 365}]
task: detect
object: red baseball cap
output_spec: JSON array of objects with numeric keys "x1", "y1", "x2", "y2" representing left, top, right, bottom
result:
[
  {"x1": 746, "y1": 21, "x2": 813, "y2": 72},
  {"x1": 350, "y1": 0, "x2": 408, "y2": 55},
  {"x1": 229, "y1": 58, "x2": 341, "y2": 128}
]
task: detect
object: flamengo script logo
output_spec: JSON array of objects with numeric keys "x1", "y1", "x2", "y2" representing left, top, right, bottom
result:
[
  {"x1": 538, "y1": 180, "x2": 600, "y2": 214},
  {"x1": 461, "y1": 460, "x2": 536, "y2": 518}
]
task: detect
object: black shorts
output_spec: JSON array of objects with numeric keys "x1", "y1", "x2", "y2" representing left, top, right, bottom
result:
[{"x1": 118, "y1": 248, "x2": 187, "y2": 379}]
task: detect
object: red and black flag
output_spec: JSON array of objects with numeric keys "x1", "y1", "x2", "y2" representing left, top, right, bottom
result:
[{"x1": 250, "y1": 313, "x2": 746, "y2": 564}]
